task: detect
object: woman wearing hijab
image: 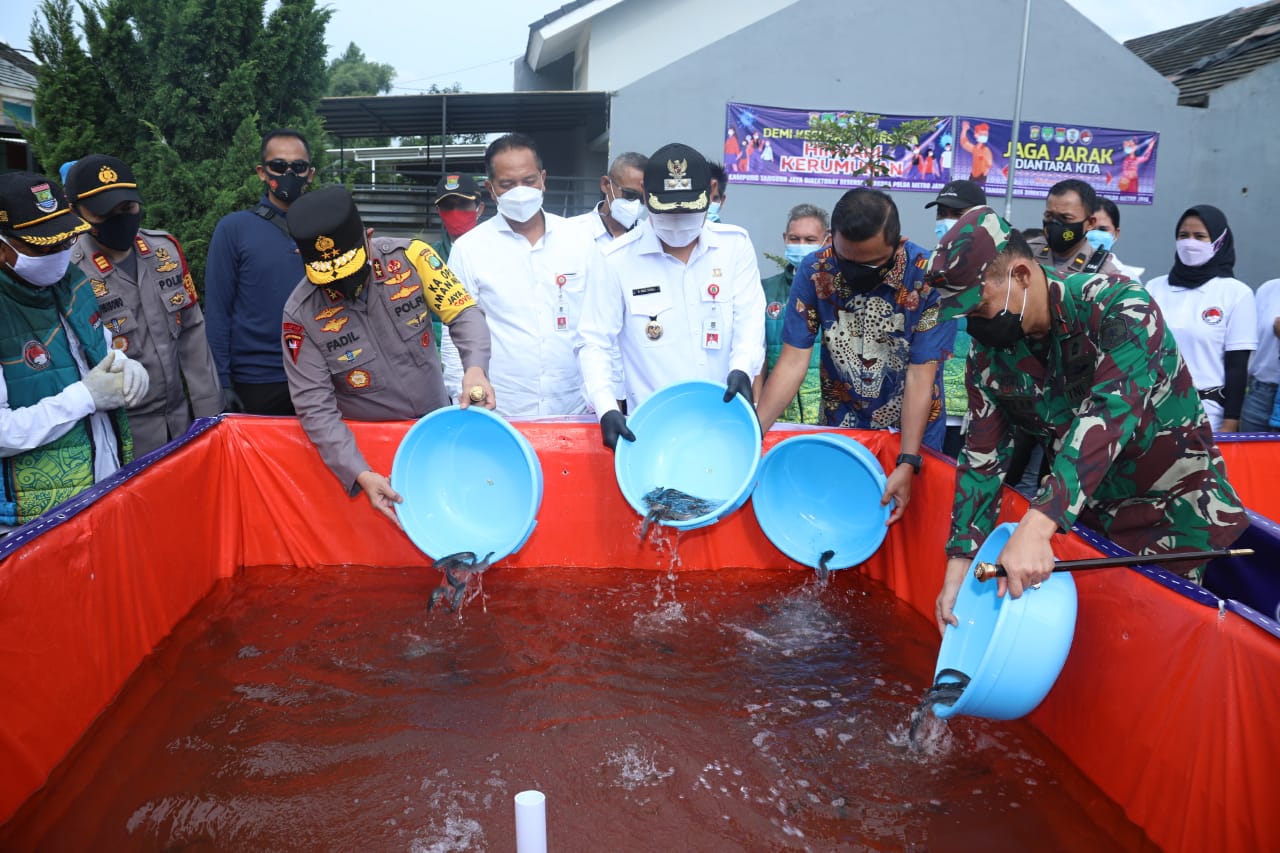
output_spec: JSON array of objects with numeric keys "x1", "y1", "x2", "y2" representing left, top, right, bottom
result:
[{"x1": 1146, "y1": 205, "x2": 1257, "y2": 431}]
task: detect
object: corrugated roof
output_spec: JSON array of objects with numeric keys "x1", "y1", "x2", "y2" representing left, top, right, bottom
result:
[
  {"x1": 1125, "y1": 1, "x2": 1280, "y2": 105},
  {"x1": 317, "y1": 90, "x2": 609, "y2": 140}
]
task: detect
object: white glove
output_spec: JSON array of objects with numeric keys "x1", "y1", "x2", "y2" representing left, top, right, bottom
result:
[
  {"x1": 82, "y1": 352, "x2": 126, "y2": 411},
  {"x1": 109, "y1": 351, "x2": 150, "y2": 407}
]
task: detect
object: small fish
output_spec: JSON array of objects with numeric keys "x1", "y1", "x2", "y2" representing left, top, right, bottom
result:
[
  {"x1": 907, "y1": 668, "x2": 971, "y2": 748},
  {"x1": 428, "y1": 551, "x2": 496, "y2": 612},
  {"x1": 638, "y1": 487, "x2": 719, "y2": 540},
  {"x1": 816, "y1": 549, "x2": 836, "y2": 582}
]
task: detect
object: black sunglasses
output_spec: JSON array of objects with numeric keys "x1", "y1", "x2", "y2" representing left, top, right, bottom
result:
[{"x1": 263, "y1": 159, "x2": 312, "y2": 175}]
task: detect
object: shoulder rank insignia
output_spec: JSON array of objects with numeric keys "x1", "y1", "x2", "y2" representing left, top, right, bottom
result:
[
  {"x1": 92, "y1": 253, "x2": 113, "y2": 273},
  {"x1": 134, "y1": 235, "x2": 151, "y2": 256}
]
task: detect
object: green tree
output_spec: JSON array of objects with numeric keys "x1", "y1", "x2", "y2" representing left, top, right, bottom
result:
[
  {"x1": 326, "y1": 42, "x2": 394, "y2": 98},
  {"x1": 26, "y1": 0, "x2": 332, "y2": 290},
  {"x1": 807, "y1": 111, "x2": 941, "y2": 186}
]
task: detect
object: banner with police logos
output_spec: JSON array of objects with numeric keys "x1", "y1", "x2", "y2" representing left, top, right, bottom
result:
[
  {"x1": 723, "y1": 102, "x2": 953, "y2": 194},
  {"x1": 950, "y1": 116, "x2": 1159, "y2": 204}
]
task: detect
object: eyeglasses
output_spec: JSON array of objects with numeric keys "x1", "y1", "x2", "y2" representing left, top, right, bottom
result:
[{"x1": 263, "y1": 159, "x2": 312, "y2": 175}]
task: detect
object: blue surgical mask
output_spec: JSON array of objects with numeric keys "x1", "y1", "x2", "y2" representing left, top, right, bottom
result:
[
  {"x1": 706, "y1": 201, "x2": 722, "y2": 223},
  {"x1": 935, "y1": 218, "x2": 959, "y2": 242},
  {"x1": 1085, "y1": 229, "x2": 1115, "y2": 253},
  {"x1": 784, "y1": 243, "x2": 821, "y2": 268}
]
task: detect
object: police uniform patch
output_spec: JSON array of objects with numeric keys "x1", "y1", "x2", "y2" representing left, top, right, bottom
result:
[
  {"x1": 322, "y1": 316, "x2": 350, "y2": 333},
  {"x1": 111, "y1": 336, "x2": 128, "y2": 352},
  {"x1": 182, "y1": 274, "x2": 197, "y2": 305},
  {"x1": 323, "y1": 288, "x2": 344, "y2": 303},
  {"x1": 387, "y1": 259, "x2": 402, "y2": 275},
  {"x1": 315, "y1": 306, "x2": 344, "y2": 320},
  {"x1": 421, "y1": 331, "x2": 432, "y2": 348},
  {"x1": 104, "y1": 317, "x2": 127, "y2": 334},
  {"x1": 91, "y1": 279, "x2": 108, "y2": 298},
  {"x1": 406, "y1": 311, "x2": 429, "y2": 328},
  {"x1": 372, "y1": 258, "x2": 384, "y2": 280},
  {"x1": 154, "y1": 247, "x2": 178, "y2": 273},
  {"x1": 346, "y1": 368, "x2": 371, "y2": 390},
  {"x1": 337, "y1": 348, "x2": 362, "y2": 363},
  {"x1": 168, "y1": 291, "x2": 187, "y2": 306},
  {"x1": 283, "y1": 321, "x2": 304, "y2": 365},
  {"x1": 22, "y1": 341, "x2": 51, "y2": 370},
  {"x1": 390, "y1": 284, "x2": 421, "y2": 301}
]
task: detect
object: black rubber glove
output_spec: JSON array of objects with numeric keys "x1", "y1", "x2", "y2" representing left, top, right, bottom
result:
[
  {"x1": 222, "y1": 386, "x2": 244, "y2": 414},
  {"x1": 724, "y1": 369, "x2": 753, "y2": 404},
  {"x1": 600, "y1": 410, "x2": 636, "y2": 451}
]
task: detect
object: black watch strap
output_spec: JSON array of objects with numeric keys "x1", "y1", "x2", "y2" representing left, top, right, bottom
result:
[{"x1": 896, "y1": 453, "x2": 923, "y2": 475}]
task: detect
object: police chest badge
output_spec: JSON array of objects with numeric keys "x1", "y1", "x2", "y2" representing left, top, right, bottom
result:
[{"x1": 154, "y1": 247, "x2": 179, "y2": 273}]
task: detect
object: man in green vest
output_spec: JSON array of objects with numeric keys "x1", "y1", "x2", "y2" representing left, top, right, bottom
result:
[
  {"x1": 757, "y1": 203, "x2": 829, "y2": 424},
  {"x1": 0, "y1": 171, "x2": 148, "y2": 530}
]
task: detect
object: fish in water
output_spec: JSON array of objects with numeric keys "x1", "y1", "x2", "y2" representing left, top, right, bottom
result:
[
  {"x1": 908, "y1": 668, "x2": 971, "y2": 749},
  {"x1": 428, "y1": 551, "x2": 495, "y2": 612},
  {"x1": 816, "y1": 549, "x2": 836, "y2": 582},
  {"x1": 639, "y1": 487, "x2": 720, "y2": 540}
]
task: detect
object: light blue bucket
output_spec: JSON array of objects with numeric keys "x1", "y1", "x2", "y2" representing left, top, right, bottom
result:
[
  {"x1": 752, "y1": 433, "x2": 890, "y2": 569},
  {"x1": 614, "y1": 380, "x2": 762, "y2": 530},
  {"x1": 391, "y1": 406, "x2": 543, "y2": 563},
  {"x1": 933, "y1": 522, "x2": 1078, "y2": 720}
]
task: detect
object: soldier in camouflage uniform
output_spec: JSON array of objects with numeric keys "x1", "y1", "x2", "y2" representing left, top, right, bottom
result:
[{"x1": 928, "y1": 207, "x2": 1248, "y2": 634}]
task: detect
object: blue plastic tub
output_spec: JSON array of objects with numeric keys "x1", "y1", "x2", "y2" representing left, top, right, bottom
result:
[
  {"x1": 752, "y1": 433, "x2": 890, "y2": 569},
  {"x1": 390, "y1": 406, "x2": 544, "y2": 563},
  {"x1": 615, "y1": 380, "x2": 762, "y2": 531},
  {"x1": 933, "y1": 522, "x2": 1078, "y2": 720}
]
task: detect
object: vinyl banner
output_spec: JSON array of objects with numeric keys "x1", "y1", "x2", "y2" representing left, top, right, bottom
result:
[
  {"x1": 724, "y1": 102, "x2": 952, "y2": 193},
  {"x1": 951, "y1": 117, "x2": 1159, "y2": 204}
]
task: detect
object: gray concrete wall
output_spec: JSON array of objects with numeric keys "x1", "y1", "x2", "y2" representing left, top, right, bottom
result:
[{"x1": 606, "y1": 0, "x2": 1273, "y2": 287}]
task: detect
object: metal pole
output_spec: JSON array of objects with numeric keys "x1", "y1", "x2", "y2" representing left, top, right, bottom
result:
[
  {"x1": 441, "y1": 95, "x2": 449, "y2": 175},
  {"x1": 1003, "y1": 0, "x2": 1033, "y2": 219}
]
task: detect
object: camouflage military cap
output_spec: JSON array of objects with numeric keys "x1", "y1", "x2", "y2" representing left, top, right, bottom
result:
[{"x1": 927, "y1": 206, "x2": 1012, "y2": 320}]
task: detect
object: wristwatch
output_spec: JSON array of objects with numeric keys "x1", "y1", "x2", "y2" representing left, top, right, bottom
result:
[{"x1": 896, "y1": 453, "x2": 923, "y2": 475}]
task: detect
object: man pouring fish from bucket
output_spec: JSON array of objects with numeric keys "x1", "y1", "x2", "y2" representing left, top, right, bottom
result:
[
  {"x1": 928, "y1": 207, "x2": 1249, "y2": 633},
  {"x1": 281, "y1": 186, "x2": 495, "y2": 525}
]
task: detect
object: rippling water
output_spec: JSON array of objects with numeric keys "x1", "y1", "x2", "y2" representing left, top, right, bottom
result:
[{"x1": 1, "y1": 565, "x2": 1152, "y2": 852}]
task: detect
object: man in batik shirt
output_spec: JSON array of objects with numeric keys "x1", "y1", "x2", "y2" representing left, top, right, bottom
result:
[
  {"x1": 757, "y1": 188, "x2": 955, "y2": 523},
  {"x1": 929, "y1": 207, "x2": 1248, "y2": 634}
]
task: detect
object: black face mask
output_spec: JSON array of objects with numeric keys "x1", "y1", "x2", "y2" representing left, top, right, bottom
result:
[
  {"x1": 967, "y1": 277, "x2": 1027, "y2": 349},
  {"x1": 267, "y1": 171, "x2": 308, "y2": 204},
  {"x1": 1045, "y1": 219, "x2": 1086, "y2": 255},
  {"x1": 967, "y1": 310, "x2": 1026, "y2": 349},
  {"x1": 836, "y1": 256, "x2": 892, "y2": 295},
  {"x1": 92, "y1": 208, "x2": 143, "y2": 252}
]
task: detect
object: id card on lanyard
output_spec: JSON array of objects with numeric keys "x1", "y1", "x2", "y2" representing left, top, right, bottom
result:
[
  {"x1": 554, "y1": 273, "x2": 569, "y2": 332},
  {"x1": 702, "y1": 281, "x2": 722, "y2": 350}
]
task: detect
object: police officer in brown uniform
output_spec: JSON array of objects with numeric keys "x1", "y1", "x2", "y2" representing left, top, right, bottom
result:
[
  {"x1": 65, "y1": 154, "x2": 222, "y2": 456},
  {"x1": 1028, "y1": 178, "x2": 1122, "y2": 278},
  {"x1": 283, "y1": 185, "x2": 494, "y2": 524}
]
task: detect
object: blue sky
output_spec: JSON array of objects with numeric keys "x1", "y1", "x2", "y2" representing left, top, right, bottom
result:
[{"x1": 1, "y1": 0, "x2": 1250, "y2": 94}]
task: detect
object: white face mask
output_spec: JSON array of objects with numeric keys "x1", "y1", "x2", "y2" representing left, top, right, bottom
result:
[
  {"x1": 608, "y1": 193, "x2": 643, "y2": 231},
  {"x1": 649, "y1": 211, "x2": 705, "y2": 248},
  {"x1": 3, "y1": 238, "x2": 72, "y2": 287},
  {"x1": 1175, "y1": 237, "x2": 1217, "y2": 268},
  {"x1": 495, "y1": 185, "x2": 543, "y2": 223}
]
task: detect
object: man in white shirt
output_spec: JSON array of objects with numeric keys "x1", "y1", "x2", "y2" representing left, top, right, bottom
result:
[
  {"x1": 569, "y1": 152, "x2": 648, "y2": 247},
  {"x1": 440, "y1": 133, "x2": 611, "y2": 417},
  {"x1": 576, "y1": 143, "x2": 766, "y2": 449}
]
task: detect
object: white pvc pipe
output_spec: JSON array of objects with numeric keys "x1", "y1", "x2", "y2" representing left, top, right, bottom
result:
[{"x1": 514, "y1": 789, "x2": 547, "y2": 853}]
